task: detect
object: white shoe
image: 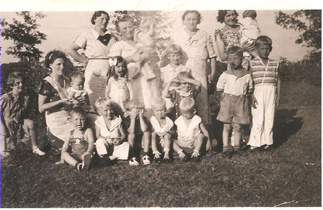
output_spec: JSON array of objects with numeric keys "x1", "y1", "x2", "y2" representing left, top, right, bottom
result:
[
  {"x1": 142, "y1": 155, "x2": 151, "y2": 165},
  {"x1": 129, "y1": 157, "x2": 140, "y2": 166},
  {"x1": 33, "y1": 147, "x2": 46, "y2": 156}
]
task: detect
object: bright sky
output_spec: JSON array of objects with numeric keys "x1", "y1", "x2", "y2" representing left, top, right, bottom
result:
[{"x1": 1, "y1": 0, "x2": 321, "y2": 63}]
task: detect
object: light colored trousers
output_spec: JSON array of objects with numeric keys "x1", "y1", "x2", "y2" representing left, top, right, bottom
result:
[{"x1": 248, "y1": 84, "x2": 276, "y2": 147}]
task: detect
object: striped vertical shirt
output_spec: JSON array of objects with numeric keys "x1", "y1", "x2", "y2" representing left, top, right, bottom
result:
[{"x1": 250, "y1": 57, "x2": 279, "y2": 86}]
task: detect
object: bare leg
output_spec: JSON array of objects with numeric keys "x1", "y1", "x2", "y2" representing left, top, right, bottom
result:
[
  {"x1": 222, "y1": 123, "x2": 232, "y2": 151},
  {"x1": 23, "y1": 119, "x2": 37, "y2": 149},
  {"x1": 142, "y1": 131, "x2": 151, "y2": 153},
  {"x1": 61, "y1": 152, "x2": 78, "y2": 167},
  {"x1": 233, "y1": 124, "x2": 242, "y2": 149},
  {"x1": 194, "y1": 133, "x2": 205, "y2": 153}
]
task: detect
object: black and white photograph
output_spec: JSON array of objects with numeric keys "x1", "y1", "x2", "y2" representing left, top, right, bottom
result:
[{"x1": 0, "y1": 0, "x2": 321, "y2": 208}]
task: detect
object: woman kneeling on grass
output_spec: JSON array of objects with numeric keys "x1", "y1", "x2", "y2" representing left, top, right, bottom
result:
[{"x1": 56, "y1": 107, "x2": 95, "y2": 171}]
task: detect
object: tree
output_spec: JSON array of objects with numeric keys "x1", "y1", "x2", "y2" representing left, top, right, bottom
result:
[
  {"x1": 1, "y1": 11, "x2": 47, "y2": 65},
  {"x1": 275, "y1": 10, "x2": 321, "y2": 62}
]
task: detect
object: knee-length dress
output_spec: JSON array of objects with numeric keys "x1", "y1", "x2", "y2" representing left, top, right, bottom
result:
[{"x1": 172, "y1": 29, "x2": 217, "y2": 125}]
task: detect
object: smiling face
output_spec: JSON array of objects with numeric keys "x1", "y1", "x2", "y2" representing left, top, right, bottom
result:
[
  {"x1": 11, "y1": 78, "x2": 24, "y2": 95},
  {"x1": 224, "y1": 10, "x2": 238, "y2": 26},
  {"x1": 115, "y1": 61, "x2": 127, "y2": 77},
  {"x1": 183, "y1": 12, "x2": 199, "y2": 32},
  {"x1": 180, "y1": 82, "x2": 192, "y2": 92},
  {"x1": 118, "y1": 21, "x2": 134, "y2": 40},
  {"x1": 72, "y1": 113, "x2": 86, "y2": 131},
  {"x1": 168, "y1": 52, "x2": 181, "y2": 66},
  {"x1": 94, "y1": 13, "x2": 109, "y2": 30},
  {"x1": 49, "y1": 58, "x2": 65, "y2": 76},
  {"x1": 227, "y1": 53, "x2": 243, "y2": 70},
  {"x1": 97, "y1": 105, "x2": 114, "y2": 120}
]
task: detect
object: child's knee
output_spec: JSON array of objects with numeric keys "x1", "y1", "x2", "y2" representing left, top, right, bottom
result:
[
  {"x1": 233, "y1": 124, "x2": 242, "y2": 132},
  {"x1": 24, "y1": 119, "x2": 34, "y2": 129},
  {"x1": 223, "y1": 124, "x2": 232, "y2": 132}
]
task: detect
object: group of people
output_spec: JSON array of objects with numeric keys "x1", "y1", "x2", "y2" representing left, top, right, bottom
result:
[{"x1": 1, "y1": 10, "x2": 280, "y2": 171}]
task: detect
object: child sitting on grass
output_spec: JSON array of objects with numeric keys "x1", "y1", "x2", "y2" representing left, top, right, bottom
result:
[
  {"x1": 150, "y1": 97, "x2": 174, "y2": 163},
  {"x1": 216, "y1": 46, "x2": 253, "y2": 158},
  {"x1": 1, "y1": 72, "x2": 45, "y2": 158},
  {"x1": 67, "y1": 71, "x2": 91, "y2": 111},
  {"x1": 173, "y1": 97, "x2": 209, "y2": 162},
  {"x1": 56, "y1": 107, "x2": 94, "y2": 171},
  {"x1": 94, "y1": 98, "x2": 129, "y2": 164},
  {"x1": 124, "y1": 99, "x2": 151, "y2": 165},
  {"x1": 162, "y1": 71, "x2": 201, "y2": 120},
  {"x1": 248, "y1": 36, "x2": 281, "y2": 152}
]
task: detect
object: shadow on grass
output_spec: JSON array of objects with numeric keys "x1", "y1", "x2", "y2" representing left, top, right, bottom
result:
[{"x1": 273, "y1": 108, "x2": 303, "y2": 148}]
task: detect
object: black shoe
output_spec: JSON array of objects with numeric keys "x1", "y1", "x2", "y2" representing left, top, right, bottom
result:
[
  {"x1": 263, "y1": 145, "x2": 275, "y2": 152},
  {"x1": 191, "y1": 156, "x2": 201, "y2": 162},
  {"x1": 222, "y1": 151, "x2": 232, "y2": 159},
  {"x1": 248, "y1": 147, "x2": 263, "y2": 154},
  {"x1": 233, "y1": 148, "x2": 247, "y2": 157}
]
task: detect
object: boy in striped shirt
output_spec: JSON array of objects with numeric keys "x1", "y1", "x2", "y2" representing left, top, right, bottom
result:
[{"x1": 248, "y1": 36, "x2": 281, "y2": 151}]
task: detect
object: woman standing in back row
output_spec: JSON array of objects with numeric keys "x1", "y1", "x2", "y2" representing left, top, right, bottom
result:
[
  {"x1": 67, "y1": 11, "x2": 117, "y2": 109},
  {"x1": 170, "y1": 10, "x2": 217, "y2": 150}
]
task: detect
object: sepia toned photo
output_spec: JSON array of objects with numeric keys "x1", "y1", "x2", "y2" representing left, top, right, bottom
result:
[{"x1": 0, "y1": 0, "x2": 321, "y2": 208}]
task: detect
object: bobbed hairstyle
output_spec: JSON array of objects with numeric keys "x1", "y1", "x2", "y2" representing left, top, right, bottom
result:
[
  {"x1": 7, "y1": 71, "x2": 24, "y2": 87},
  {"x1": 94, "y1": 97, "x2": 115, "y2": 112},
  {"x1": 165, "y1": 44, "x2": 183, "y2": 56},
  {"x1": 44, "y1": 50, "x2": 67, "y2": 69},
  {"x1": 110, "y1": 56, "x2": 128, "y2": 80},
  {"x1": 91, "y1": 11, "x2": 110, "y2": 25},
  {"x1": 182, "y1": 10, "x2": 202, "y2": 24},
  {"x1": 255, "y1": 35, "x2": 273, "y2": 48},
  {"x1": 227, "y1": 46, "x2": 243, "y2": 57},
  {"x1": 179, "y1": 97, "x2": 196, "y2": 113},
  {"x1": 125, "y1": 99, "x2": 144, "y2": 111},
  {"x1": 151, "y1": 97, "x2": 166, "y2": 110},
  {"x1": 71, "y1": 106, "x2": 87, "y2": 118},
  {"x1": 217, "y1": 10, "x2": 238, "y2": 23}
]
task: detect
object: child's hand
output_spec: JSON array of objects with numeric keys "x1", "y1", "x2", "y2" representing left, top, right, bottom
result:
[
  {"x1": 130, "y1": 108, "x2": 137, "y2": 119},
  {"x1": 107, "y1": 138, "x2": 114, "y2": 145},
  {"x1": 275, "y1": 95, "x2": 280, "y2": 109},
  {"x1": 113, "y1": 138, "x2": 121, "y2": 146},
  {"x1": 251, "y1": 94, "x2": 258, "y2": 108}
]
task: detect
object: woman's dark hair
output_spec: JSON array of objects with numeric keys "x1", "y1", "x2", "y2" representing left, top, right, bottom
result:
[
  {"x1": 91, "y1": 11, "x2": 109, "y2": 25},
  {"x1": 111, "y1": 56, "x2": 128, "y2": 80},
  {"x1": 44, "y1": 50, "x2": 67, "y2": 69},
  {"x1": 217, "y1": 10, "x2": 238, "y2": 23},
  {"x1": 182, "y1": 10, "x2": 202, "y2": 24},
  {"x1": 7, "y1": 71, "x2": 25, "y2": 87}
]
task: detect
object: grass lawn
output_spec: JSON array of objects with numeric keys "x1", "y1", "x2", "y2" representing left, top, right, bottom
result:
[{"x1": 1, "y1": 81, "x2": 321, "y2": 207}]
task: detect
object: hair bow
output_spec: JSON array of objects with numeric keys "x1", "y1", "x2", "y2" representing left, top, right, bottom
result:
[{"x1": 108, "y1": 58, "x2": 117, "y2": 66}]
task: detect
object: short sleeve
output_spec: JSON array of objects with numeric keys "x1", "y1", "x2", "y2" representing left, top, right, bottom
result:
[
  {"x1": 216, "y1": 73, "x2": 226, "y2": 91},
  {"x1": 38, "y1": 79, "x2": 54, "y2": 96},
  {"x1": 109, "y1": 42, "x2": 122, "y2": 57},
  {"x1": 73, "y1": 31, "x2": 88, "y2": 49}
]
